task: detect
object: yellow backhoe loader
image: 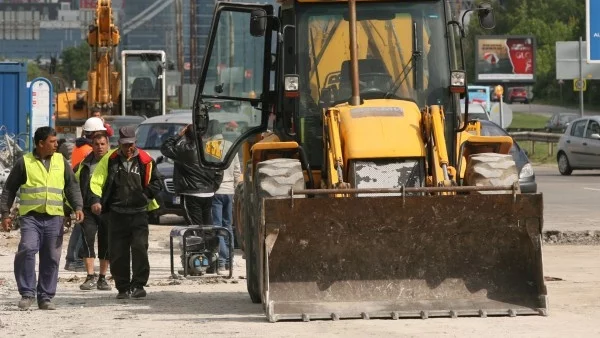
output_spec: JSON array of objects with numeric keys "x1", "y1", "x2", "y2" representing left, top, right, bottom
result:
[{"x1": 191, "y1": 0, "x2": 546, "y2": 322}]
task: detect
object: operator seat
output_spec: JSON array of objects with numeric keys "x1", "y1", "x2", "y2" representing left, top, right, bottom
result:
[
  {"x1": 337, "y1": 58, "x2": 392, "y2": 101},
  {"x1": 131, "y1": 77, "x2": 155, "y2": 99}
]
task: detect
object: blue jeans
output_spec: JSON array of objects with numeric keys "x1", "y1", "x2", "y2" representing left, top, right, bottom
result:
[
  {"x1": 65, "y1": 223, "x2": 83, "y2": 264},
  {"x1": 212, "y1": 194, "x2": 233, "y2": 267},
  {"x1": 14, "y1": 213, "x2": 64, "y2": 301}
]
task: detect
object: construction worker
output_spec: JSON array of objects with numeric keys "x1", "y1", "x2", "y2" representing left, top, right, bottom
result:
[
  {"x1": 0, "y1": 127, "x2": 84, "y2": 311},
  {"x1": 64, "y1": 116, "x2": 108, "y2": 272},
  {"x1": 89, "y1": 126, "x2": 162, "y2": 299},
  {"x1": 160, "y1": 123, "x2": 223, "y2": 226},
  {"x1": 73, "y1": 133, "x2": 112, "y2": 291},
  {"x1": 71, "y1": 117, "x2": 108, "y2": 169},
  {"x1": 90, "y1": 109, "x2": 114, "y2": 137}
]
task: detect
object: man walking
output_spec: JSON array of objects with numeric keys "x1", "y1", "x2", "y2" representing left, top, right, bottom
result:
[
  {"x1": 89, "y1": 126, "x2": 162, "y2": 299},
  {"x1": 1, "y1": 127, "x2": 84, "y2": 310},
  {"x1": 74, "y1": 133, "x2": 111, "y2": 291},
  {"x1": 65, "y1": 116, "x2": 108, "y2": 272},
  {"x1": 160, "y1": 124, "x2": 223, "y2": 226}
]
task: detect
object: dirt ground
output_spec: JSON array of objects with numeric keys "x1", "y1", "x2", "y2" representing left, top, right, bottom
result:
[{"x1": 0, "y1": 222, "x2": 598, "y2": 338}]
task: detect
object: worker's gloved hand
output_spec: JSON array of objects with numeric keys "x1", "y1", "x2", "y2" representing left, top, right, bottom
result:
[
  {"x1": 1, "y1": 217, "x2": 12, "y2": 232},
  {"x1": 74, "y1": 210, "x2": 85, "y2": 223},
  {"x1": 91, "y1": 203, "x2": 102, "y2": 215}
]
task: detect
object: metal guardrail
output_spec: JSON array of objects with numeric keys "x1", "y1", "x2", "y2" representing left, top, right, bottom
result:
[
  {"x1": 509, "y1": 131, "x2": 561, "y2": 156},
  {"x1": 509, "y1": 131, "x2": 562, "y2": 143}
]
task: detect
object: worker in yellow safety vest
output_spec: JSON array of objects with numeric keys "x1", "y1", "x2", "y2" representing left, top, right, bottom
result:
[{"x1": 1, "y1": 127, "x2": 84, "y2": 311}]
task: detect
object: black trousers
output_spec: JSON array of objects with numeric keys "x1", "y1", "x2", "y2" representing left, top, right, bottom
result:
[
  {"x1": 79, "y1": 210, "x2": 109, "y2": 259},
  {"x1": 182, "y1": 194, "x2": 213, "y2": 225},
  {"x1": 108, "y1": 211, "x2": 150, "y2": 292}
]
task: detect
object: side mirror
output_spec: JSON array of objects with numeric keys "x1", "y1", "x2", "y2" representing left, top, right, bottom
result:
[
  {"x1": 478, "y1": 3, "x2": 495, "y2": 30},
  {"x1": 156, "y1": 155, "x2": 164, "y2": 164},
  {"x1": 591, "y1": 133, "x2": 600, "y2": 140},
  {"x1": 250, "y1": 9, "x2": 267, "y2": 37}
]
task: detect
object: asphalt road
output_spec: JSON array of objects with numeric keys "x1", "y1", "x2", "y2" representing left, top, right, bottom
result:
[{"x1": 535, "y1": 164, "x2": 600, "y2": 232}]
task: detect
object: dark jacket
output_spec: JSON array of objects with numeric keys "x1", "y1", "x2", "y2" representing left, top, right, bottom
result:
[
  {"x1": 89, "y1": 149, "x2": 163, "y2": 214},
  {"x1": 160, "y1": 134, "x2": 223, "y2": 194}
]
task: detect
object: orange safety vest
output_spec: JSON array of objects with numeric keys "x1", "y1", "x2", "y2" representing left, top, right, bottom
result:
[{"x1": 71, "y1": 144, "x2": 92, "y2": 169}]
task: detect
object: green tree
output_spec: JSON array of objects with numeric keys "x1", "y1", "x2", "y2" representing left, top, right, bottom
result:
[
  {"x1": 60, "y1": 43, "x2": 90, "y2": 87},
  {"x1": 27, "y1": 62, "x2": 43, "y2": 81},
  {"x1": 463, "y1": 0, "x2": 585, "y2": 103}
]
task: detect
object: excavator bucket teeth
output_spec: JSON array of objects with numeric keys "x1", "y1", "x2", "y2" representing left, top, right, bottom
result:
[{"x1": 261, "y1": 193, "x2": 546, "y2": 322}]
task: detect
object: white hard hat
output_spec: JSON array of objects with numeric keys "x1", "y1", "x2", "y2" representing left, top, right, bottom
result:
[{"x1": 82, "y1": 117, "x2": 107, "y2": 132}]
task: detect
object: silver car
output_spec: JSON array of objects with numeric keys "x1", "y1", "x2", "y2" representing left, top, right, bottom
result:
[{"x1": 557, "y1": 116, "x2": 600, "y2": 175}]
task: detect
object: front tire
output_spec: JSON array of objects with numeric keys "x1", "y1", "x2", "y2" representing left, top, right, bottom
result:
[
  {"x1": 558, "y1": 153, "x2": 573, "y2": 176},
  {"x1": 464, "y1": 153, "x2": 520, "y2": 194}
]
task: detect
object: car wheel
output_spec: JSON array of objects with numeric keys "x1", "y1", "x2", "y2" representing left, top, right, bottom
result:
[{"x1": 557, "y1": 153, "x2": 573, "y2": 176}]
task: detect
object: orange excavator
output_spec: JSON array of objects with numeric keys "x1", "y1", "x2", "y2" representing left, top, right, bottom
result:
[{"x1": 54, "y1": 0, "x2": 166, "y2": 137}]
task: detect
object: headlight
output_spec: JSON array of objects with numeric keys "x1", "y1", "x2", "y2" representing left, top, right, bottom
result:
[{"x1": 519, "y1": 163, "x2": 534, "y2": 179}]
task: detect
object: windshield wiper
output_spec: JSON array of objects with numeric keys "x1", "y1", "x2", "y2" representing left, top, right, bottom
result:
[{"x1": 384, "y1": 21, "x2": 422, "y2": 99}]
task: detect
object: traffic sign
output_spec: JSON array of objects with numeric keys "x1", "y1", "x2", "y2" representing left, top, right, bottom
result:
[{"x1": 574, "y1": 79, "x2": 587, "y2": 91}]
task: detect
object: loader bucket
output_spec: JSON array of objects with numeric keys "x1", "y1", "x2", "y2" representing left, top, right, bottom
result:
[{"x1": 261, "y1": 193, "x2": 546, "y2": 322}]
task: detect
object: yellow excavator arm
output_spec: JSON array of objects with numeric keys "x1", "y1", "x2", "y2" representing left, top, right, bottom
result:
[{"x1": 87, "y1": 0, "x2": 121, "y2": 114}]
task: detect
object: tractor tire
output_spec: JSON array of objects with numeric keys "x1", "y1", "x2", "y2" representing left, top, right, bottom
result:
[
  {"x1": 255, "y1": 158, "x2": 305, "y2": 198},
  {"x1": 243, "y1": 177, "x2": 262, "y2": 304},
  {"x1": 464, "y1": 153, "x2": 519, "y2": 194}
]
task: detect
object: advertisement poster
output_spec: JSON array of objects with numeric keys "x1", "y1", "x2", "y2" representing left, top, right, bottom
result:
[{"x1": 475, "y1": 36, "x2": 536, "y2": 83}]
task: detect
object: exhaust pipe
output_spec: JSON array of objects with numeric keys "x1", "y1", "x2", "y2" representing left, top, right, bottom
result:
[{"x1": 348, "y1": 0, "x2": 360, "y2": 106}]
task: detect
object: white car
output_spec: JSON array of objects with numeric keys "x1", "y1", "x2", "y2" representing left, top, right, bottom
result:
[{"x1": 557, "y1": 116, "x2": 600, "y2": 175}]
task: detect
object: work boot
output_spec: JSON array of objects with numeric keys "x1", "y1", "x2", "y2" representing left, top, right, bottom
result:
[
  {"x1": 116, "y1": 290, "x2": 130, "y2": 299},
  {"x1": 80, "y1": 275, "x2": 97, "y2": 290},
  {"x1": 38, "y1": 300, "x2": 56, "y2": 310},
  {"x1": 18, "y1": 296, "x2": 35, "y2": 311},
  {"x1": 131, "y1": 287, "x2": 147, "y2": 299},
  {"x1": 96, "y1": 277, "x2": 112, "y2": 291}
]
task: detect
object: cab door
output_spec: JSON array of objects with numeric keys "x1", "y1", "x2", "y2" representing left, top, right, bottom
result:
[{"x1": 192, "y1": 3, "x2": 275, "y2": 170}]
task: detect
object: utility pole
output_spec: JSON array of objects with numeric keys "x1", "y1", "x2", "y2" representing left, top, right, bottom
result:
[
  {"x1": 175, "y1": 0, "x2": 183, "y2": 106},
  {"x1": 578, "y1": 36, "x2": 584, "y2": 117},
  {"x1": 190, "y1": 0, "x2": 197, "y2": 81}
]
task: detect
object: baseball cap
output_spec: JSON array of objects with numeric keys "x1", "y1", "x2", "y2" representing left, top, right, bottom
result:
[{"x1": 118, "y1": 125, "x2": 137, "y2": 144}]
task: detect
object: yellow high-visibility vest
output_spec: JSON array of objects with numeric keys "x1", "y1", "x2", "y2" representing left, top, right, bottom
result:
[{"x1": 19, "y1": 152, "x2": 65, "y2": 216}]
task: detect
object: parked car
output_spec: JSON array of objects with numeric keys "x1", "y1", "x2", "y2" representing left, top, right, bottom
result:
[
  {"x1": 505, "y1": 87, "x2": 530, "y2": 104},
  {"x1": 478, "y1": 119, "x2": 537, "y2": 193},
  {"x1": 556, "y1": 116, "x2": 600, "y2": 175},
  {"x1": 103, "y1": 115, "x2": 146, "y2": 147},
  {"x1": 545, "y1": 112, "x2": 579, "y2": 133},
  {"x1": 136, "y1": 109, "x2": 254, "y2": 223}
]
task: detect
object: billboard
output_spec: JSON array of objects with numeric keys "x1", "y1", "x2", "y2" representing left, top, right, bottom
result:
[
  {"x1": 587, "y1": 0, "x2": 600, "y2": 62},
  {"x1": 475, "y1": 35, "x2": 536, "y2": 83}
]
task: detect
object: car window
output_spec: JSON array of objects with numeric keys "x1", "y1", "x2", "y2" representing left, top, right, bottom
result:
[
  {"x1": 585, "y1": 120, "x2": 600, "y2": 138},
  {"x1": 570, "y1": 120, "x2": 587, "y2": 138},
  {"x1": 136, "y1": 123, "x2": 187, "y2": 149},
  {"x1": 479, "y1": 121, "x2": 519, "y2": 156}
]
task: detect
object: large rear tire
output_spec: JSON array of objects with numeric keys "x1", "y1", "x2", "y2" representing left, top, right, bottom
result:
[
  {"x1": 240, "y1": 162, "x2": 261, "y2": 304},
  {"x1": 464, "y1": 153, "x2": 519, "y2": 194}
]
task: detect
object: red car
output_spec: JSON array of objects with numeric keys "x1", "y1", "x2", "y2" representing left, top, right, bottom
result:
[{"x1": 506, "y1": 87, "x2": 530, "y2": 104}]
